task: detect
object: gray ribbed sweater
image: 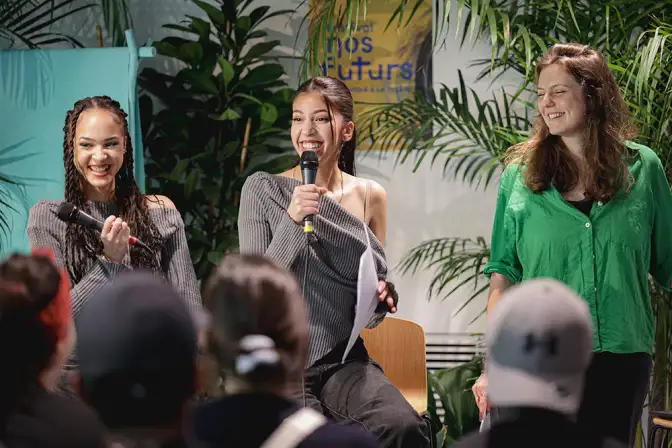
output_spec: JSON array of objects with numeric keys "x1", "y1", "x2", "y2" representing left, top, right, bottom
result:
[
  {"x1": 238, "y1": 172, "x2": 389, "y2": 366},
  {"x1": 26, "y1": 200, "x2": 202, "y2": 319}
]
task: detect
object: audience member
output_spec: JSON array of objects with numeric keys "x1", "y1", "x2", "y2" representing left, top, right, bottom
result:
[
  {"x1": 0, "y1": 250, "x2": 105, "y2": 447},
  {"x1": 75, "y1": 271, "x2": 201, "y2": 448},
  {"x1": 193, "y1": 254, "x2": 379, "y2": 448},
  {"x1": 455, "y1": 278, "x2": 626, "y2": 448}
]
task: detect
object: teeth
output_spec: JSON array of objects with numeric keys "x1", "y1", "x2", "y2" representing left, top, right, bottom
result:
[
  {"x1": 548, "y1": 112, "x2": 564, "y2": 119},
  {"x1": 301, "y1": 142, "x2": 322, "y2": 149},
  {"x1": 90, "y1": 166, "x2": 109, "y2": 173}
]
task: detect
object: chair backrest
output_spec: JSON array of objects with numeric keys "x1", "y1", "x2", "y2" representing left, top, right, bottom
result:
[{"x1": 361, "y1": 317, "x2": 427, "y2": 414}]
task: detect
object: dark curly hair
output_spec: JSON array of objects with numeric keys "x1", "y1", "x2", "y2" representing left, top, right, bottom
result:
[
  {"x1": 506, "y1": 43, "x2": 638, "y2": 202},
  {"x1": 63, "y1": 96, "x2": 162, "y2": 282}
]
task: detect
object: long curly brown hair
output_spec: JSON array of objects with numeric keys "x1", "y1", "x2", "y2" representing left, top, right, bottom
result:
[
  {"x1": 506, "y1": 43, "x2": 638, "y2": 202},
  {"x1": 63, "y1": 96, "x2": 162, "y2": 282}
]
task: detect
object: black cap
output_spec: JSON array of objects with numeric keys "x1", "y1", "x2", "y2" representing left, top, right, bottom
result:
[{"x1": 76, "y1": 271, "x2": 198, "y2": 424}]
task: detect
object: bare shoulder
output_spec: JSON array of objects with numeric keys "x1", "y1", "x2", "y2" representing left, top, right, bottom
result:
[
  {"x1": 144, "y1": 194, "x2": 176, "y2": 210},
  {"x1": 346, "y1": 175, "x2": 386, "y2": 202}
]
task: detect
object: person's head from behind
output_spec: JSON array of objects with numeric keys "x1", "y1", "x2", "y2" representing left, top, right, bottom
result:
[
  {"x1": 75, "y1": 271, "x2": 198, "y2": 431},
  {"x1": 486, "y1": 278, "x2": 593, "y2": 417},
  {"x1": 512, "y1": 43, "x2": 637, "y2": 202},
  {"x1": 0, "y1": 250, "x2": 74, "y2": 407},
  {"x1": 292, "y1": 76, "x2": 356, "y2": 175},
  {"x1": 203, "y1": 254, "x2": 309, "y2": 395}
]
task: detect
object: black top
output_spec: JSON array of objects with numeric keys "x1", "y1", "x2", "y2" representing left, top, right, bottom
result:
[
  {"x1": 2, "y1": 384, "x2": 106, "y2": 447},
  {"x1": 453, "y1": 408, "x2": 625, "y2": 448},
  {"x1": 567, "y1": 198, "x2": 594, "y2": 216},
  {"x1": 191, "y1": 392, "x2": 379, "y2": 447}
]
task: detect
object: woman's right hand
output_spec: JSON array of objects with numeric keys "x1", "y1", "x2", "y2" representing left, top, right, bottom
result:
[
  {"x1": 101, "y1": 215, "x2": 130, "y2": 262},
  {"x1": 288, "y1": 184, "x2": 328, "y2": 224},
  {"x1": 472, "y1": 372, "x2": 489, "y2": 420}
]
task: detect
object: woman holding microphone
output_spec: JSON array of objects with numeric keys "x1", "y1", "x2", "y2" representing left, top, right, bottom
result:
[{"x1": 27, "y1": 96, "x2": 201, "y2": 393}]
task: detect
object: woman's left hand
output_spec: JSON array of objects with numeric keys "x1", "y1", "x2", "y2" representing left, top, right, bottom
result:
[{"x1": 377, "y1": 280, "x2": 397, "y2": 313}]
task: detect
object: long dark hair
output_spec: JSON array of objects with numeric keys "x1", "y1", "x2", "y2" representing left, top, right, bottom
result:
[
  {"x1": 203, "y1": 254, "x2": 308, "y2": 391},
  {"x1": 506, "y1": 43, "x2": 638, "y2": 202},
  {"x1": 63, "y1": 96, "x2": 162, "y2": 282},
  {"x1": 296, "y1": 76, "x2": 357, "y2": 175},
  {"x1": 0, "y1": 252, "x2": 68, "y2": 433}
]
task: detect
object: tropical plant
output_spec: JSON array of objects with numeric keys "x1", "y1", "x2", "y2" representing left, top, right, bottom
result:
[
  {"x1": 0, "y1": 0, "x2": 132, "y2": 49},
  {"x1": 138, "y1": 0, "x2": 297, "y2": 280},
  {"x1": 428, "y1": 357, "x2": 483, "y2": 447},
  {"x1": 301, "y1": 0, "x2": 672, "y2": 445}
]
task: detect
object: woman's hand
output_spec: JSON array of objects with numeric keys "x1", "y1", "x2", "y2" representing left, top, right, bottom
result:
[
  {"x1": 101, "y1": 215, "x2": 130, "y2": 262},
  {"x1": 377, "y1": 280, "x2": 397, "y2": 313},
  {"x1": 472, "y1": 372, "x2": 489, "y2": 420},
  {"x1": 287, "y1": 184, "x2": 328, "y2": 224}
]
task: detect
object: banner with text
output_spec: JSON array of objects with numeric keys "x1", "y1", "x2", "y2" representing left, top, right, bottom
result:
[{"x1": 310, "y1": 0, "x2": 433, "y2": 150}]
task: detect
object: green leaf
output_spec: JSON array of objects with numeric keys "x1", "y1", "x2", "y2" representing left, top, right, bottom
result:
[
  {"x1": 214, "y1": 109, "x2": 242, "y2": 121},
  {"x1": 241, "y1": 63, "x2": 285, "y2": 86},
  {"x1": 207, "y1": 251, "x2": 224, "y2": 265},
  {"x1": 242, "y1": 40, "x2": 281, "y2": 62},
  {"x1": 180, "y1": 42, "x2": 203, "y2": 64},
  {"x1": 184, "y1": 169, "x2": 199, "y2": 199},
  {"x1": 234, "y1": 93, "x2": 262, "y2": 105},
  {"x1": 169, "y1": 159, "x2": 190, "y2": 182},
  {"x1": 260, "y1": 103, "x2": 278, "y2": 124},
  {"x1": 218, "y1": 56, "x2": 235, "y2": 87},
  {"x1": 249, "y1": 5, "x2": 271, "y2": 26},
  {"x1": 192, "y1": 0, "x2": 226, "y2": 25},
  {"x1": 153, "y1": 41, "x2": 180, "y2": 59}
]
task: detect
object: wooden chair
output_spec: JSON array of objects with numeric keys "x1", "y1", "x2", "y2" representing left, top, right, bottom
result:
[
  {"x1": 649, "y1": 411, "x2": 672, "y2": 447},
  {"x1": 361, "y1": 317, "x2": 428, "y2": 415}
]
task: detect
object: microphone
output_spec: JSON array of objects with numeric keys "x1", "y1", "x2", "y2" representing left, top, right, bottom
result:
[
  {"x1": 299, "y1": 150, "x2": 319, "y2": 233},
  {"x1": 56, "y1": 202, "x2": 151, "y2": 251}
]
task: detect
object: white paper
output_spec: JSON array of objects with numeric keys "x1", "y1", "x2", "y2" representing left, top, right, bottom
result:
[{"x1": 342, "y1": 222, "x2": 380, "y2": 363}]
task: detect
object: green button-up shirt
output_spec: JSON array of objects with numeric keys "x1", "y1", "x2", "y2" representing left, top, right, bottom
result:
[{"x1": 484, "y1": 142, "x2": 672, "y2": 354}]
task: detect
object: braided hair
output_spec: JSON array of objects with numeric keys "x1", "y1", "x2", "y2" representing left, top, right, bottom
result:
[{"x1": 63, "y1": 96, "x2": 162, "y2": 283}]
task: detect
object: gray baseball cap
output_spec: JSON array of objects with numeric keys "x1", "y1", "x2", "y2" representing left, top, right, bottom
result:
[{"x1": 486, "y1": 278, "x2": 594, "y2": 415}]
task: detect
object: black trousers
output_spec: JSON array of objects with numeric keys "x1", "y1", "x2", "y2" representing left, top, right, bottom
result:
[
  {"x1": 577, "y1": 352, "x2": 652, "y2": 446},
  {"x1": 290, "y1": 337, "x2": 430, "y2": 448}
]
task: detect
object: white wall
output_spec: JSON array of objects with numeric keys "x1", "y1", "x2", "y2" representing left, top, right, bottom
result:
[{"x1": 52, "y1": 0, "x2": 528, "y2": 335}]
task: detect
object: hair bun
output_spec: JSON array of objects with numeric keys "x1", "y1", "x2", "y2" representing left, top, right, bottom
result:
[{"x1": 235, "y1": 334, "x2": 280, "y2": 376}]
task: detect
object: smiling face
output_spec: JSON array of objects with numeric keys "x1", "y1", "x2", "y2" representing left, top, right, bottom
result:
[
  {"x1": 537, "y1": 63, "x2": 587, "y2": 139},
  {"x1": 74, "y1": 108, "x2": 126, "y2": 199},
  {"x1": 291, "y1": 92, "x2": 354, "y2": 165}
]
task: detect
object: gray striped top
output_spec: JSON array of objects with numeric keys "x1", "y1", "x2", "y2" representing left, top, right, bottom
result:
[
  {"x1": 238, "y1": 172, "x2": 389, "y2": 366},
  {"x1": 26, "y1": 199, "x2": 202, "y2": 319}
]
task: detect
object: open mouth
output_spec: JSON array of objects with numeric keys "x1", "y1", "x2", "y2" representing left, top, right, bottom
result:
[
  {"x1": 300, "y1": 141, "x2": 324, "y2": 152},
  {"x1": 547, "y1": 112, "x2": 565, "y2": 120},
  {"x1": 89, "y1": 165, "x2": 111, "y2": 177}
]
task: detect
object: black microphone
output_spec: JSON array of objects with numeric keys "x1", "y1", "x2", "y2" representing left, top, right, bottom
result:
[
  {"x1": 56, "y1": 202, "x2": 151, "y2": 251},
  {"x1": 300, "y1": 150, "x2": 319, "y2": 233}
]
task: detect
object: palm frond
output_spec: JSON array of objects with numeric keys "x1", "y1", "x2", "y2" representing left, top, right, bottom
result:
[
  {"x1": 397, "y1": 236, "x2": 490, "y2": 317},
  {"x1": 0, "y1": 0, "x2": 93, "y2": 49},
  {"x1": 100, "y1": 0, "x2": 133, "y2": 47},
  {"x1": 359, "y1": 70, "x2": 530, "y2": 189}
]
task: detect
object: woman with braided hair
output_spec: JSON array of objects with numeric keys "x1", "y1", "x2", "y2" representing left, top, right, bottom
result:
[{"x1": 27, "y1": 96, "x2": 201, "y2": 392}]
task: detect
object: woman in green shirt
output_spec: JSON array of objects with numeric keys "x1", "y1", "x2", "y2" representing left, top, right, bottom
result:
[{"x1": 472, "y1": 43, "x2": 672, "y2": 445}]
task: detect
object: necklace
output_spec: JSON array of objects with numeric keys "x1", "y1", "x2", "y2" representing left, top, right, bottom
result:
[{"x1": 293, "y1": 166, "x2": 344, "y2": 203}]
